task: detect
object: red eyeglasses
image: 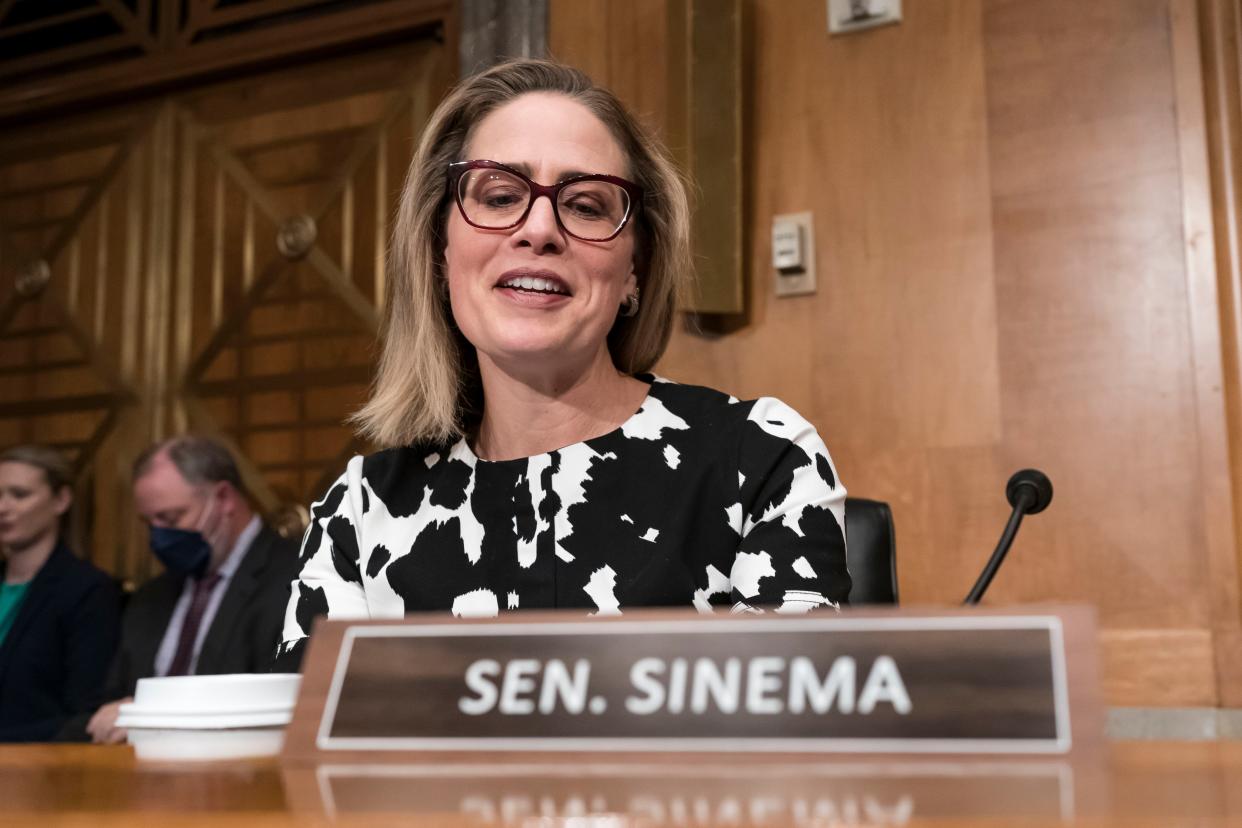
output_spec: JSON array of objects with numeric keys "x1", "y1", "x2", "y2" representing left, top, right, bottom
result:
[{"x1": 448, "y1": 160, "x2": 643, "y2": 242}]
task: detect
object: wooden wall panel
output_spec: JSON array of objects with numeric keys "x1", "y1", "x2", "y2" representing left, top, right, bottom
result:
[
  {"x1": 549, "y1": 0, "x2": 670, "y2": 136},
  {"x1": 984, "y1": 0, "x2": 1210, "y2": 629},
  {"x1": 174, "y1": 39, "x2": 448, "y2": 560},
  {"x1": 1172, "y1": 0, "x2": 1241, "y2": 648},
  {"x1": 1, "y1": 38, "x2": 450, "y2": 583},
  {"x1": 551, "y1": 0, "x2": 1242, "y2": 705}
]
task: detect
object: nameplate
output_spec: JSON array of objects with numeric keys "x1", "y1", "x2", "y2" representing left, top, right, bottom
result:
[{"x1": 283, "y1": 607, "x2": 1100, "y2": 760}]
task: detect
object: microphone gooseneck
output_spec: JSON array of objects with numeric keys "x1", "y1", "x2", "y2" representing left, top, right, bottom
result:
[{"x1": 963, "y1": 469, "x2": 1053, "y2": 605}]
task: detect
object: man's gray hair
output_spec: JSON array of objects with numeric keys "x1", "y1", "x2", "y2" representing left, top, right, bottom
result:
[{"x1": 132, "y1": 435, "x2": 243, "y2": 491}]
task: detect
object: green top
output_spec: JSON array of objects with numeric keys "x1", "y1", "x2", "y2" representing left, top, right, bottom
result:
[{"x1": 0, "y1": 581, "x2": 30, "y2": 649}]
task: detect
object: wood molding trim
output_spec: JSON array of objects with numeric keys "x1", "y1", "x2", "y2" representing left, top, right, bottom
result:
[
  {"x1": 1100, "y1": 628, "x2": 1218, "y2": 707},
  {"x1": 1196, "y1": 0, "x2": 1242, "y2": 629},
  {"x1": 1214, "y1": 627, "x2": 1242, "y2": 705},
  {"x1": 0, "y1": 0, "x2": 454, "y2": 124},
  {"x1": 1103, "y1": 627, "x2": 1242, "y2": 707}
]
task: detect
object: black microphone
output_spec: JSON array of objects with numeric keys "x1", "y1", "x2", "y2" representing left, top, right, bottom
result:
[{"x1": 963, "y1": 469, "x2": 1053, "y2": 605}]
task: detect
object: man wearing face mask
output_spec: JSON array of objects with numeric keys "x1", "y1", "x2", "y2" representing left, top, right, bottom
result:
[{"x1": 76, "y1": 436, "x2": 299, "y2": 744}]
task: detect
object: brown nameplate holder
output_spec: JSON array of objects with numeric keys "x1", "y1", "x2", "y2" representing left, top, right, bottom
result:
[{"x1": 283, "y1": 606, "x2": 1101, "y2": 763}]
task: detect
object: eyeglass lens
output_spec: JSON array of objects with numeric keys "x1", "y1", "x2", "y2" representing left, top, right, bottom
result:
[{"x1": 457, "y1": 168, "x2": 630, "y2": 241}]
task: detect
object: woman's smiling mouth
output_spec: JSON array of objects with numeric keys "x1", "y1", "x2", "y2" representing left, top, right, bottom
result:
[{"x1": 496, "y1": 270, "x2": 572, "y2": 297}]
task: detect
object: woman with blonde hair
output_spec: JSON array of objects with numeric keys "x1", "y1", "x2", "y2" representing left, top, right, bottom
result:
[
  {"x1": 0, "y1": 445, "x2": 119, "y2": 741},
  {"x1": 277, "y1": 59, "x2": 849, "y2": 668}
]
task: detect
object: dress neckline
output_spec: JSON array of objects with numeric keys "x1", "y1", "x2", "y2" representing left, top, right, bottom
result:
[{"x1": 456, "y1": 374, "x2": 659, "y2": 466}]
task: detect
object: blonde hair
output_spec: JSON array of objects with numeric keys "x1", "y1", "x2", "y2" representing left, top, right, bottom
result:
[
  {"x1": 352, "y1": 58, "x2": 693, "y2": 448},
  {"x1": 0, "y1": 444, "x2": 73, "y2": 494},
  {"x1": 0, "y1": 444, "x2": 74, "y2": 536}
]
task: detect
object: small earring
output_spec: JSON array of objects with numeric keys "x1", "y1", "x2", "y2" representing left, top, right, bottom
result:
[{"x1": 620, "y1": 286, "x2": 640, "y2": 318}]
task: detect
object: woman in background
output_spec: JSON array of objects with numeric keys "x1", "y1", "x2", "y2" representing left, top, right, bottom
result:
[
  {"x1": 0, "y1": 445, "x2": 119, "y2": 742},
  {"x1": 277, "y1": 59, "x2": 850, "y2": 669}
]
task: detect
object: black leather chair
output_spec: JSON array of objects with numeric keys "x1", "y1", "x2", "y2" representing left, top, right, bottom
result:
[{"x1": 844, "y1": 497, "x2": 898, "y2": 605}]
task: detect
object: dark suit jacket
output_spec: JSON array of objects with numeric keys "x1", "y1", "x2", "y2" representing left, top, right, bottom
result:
[
  {"x1": 102, "y1": 524, "x2": 301, "y2": 702},
  {"x1": 0, "y1": 544, "x2": 121, "y2": 742}
]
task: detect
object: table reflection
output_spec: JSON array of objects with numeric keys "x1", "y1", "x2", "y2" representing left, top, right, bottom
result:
[{"x1": 286, "y1": 759, "x2": 1079, "y2": 825}]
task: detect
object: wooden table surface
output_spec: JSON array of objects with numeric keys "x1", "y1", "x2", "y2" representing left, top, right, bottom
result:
[{"x1": 2, "y1": 741, "x2": 1242, "y2": 826}]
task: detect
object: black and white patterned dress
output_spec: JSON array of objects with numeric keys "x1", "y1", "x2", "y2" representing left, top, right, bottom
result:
[{"x1": 277, "y1": 376, "x2": 850, "y2": 666}]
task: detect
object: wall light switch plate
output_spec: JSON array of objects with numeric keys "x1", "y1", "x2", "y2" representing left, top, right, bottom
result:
[
  {"x1": 772, "y1": 217, "x2": 804, "y2": 271},
  {"x1": 828, "y1": 0, "x2": 902, "y2": 35},
  {"x1": 772, "y1": 211, "x2": 816, "y2": 298}
]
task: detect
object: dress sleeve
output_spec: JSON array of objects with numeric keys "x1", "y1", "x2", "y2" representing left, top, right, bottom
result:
[
  {"x1": 729, "y1": 397, "x2": 852, "y2": 612},
  {"x1": 275, "y1": 456, "x2": 370, "y2": 671}
]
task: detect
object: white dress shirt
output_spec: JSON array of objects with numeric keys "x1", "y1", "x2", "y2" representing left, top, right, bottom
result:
[{"x1": 155, "y1": 516, "x2": 261, "y2": 677}]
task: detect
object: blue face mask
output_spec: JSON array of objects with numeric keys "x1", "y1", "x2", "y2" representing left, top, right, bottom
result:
[{"x1": 149, "y1": 526, "x2": 211, "y2": 578}]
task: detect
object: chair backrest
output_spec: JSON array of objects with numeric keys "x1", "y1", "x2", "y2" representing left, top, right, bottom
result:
[{"x1": 844, "y1": 497, "x2": 898, "y2": 605}]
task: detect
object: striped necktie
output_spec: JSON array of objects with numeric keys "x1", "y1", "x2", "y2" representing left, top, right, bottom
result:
[{"x1": 167, "y1": 573, "x2": 223, "y2": 677}]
